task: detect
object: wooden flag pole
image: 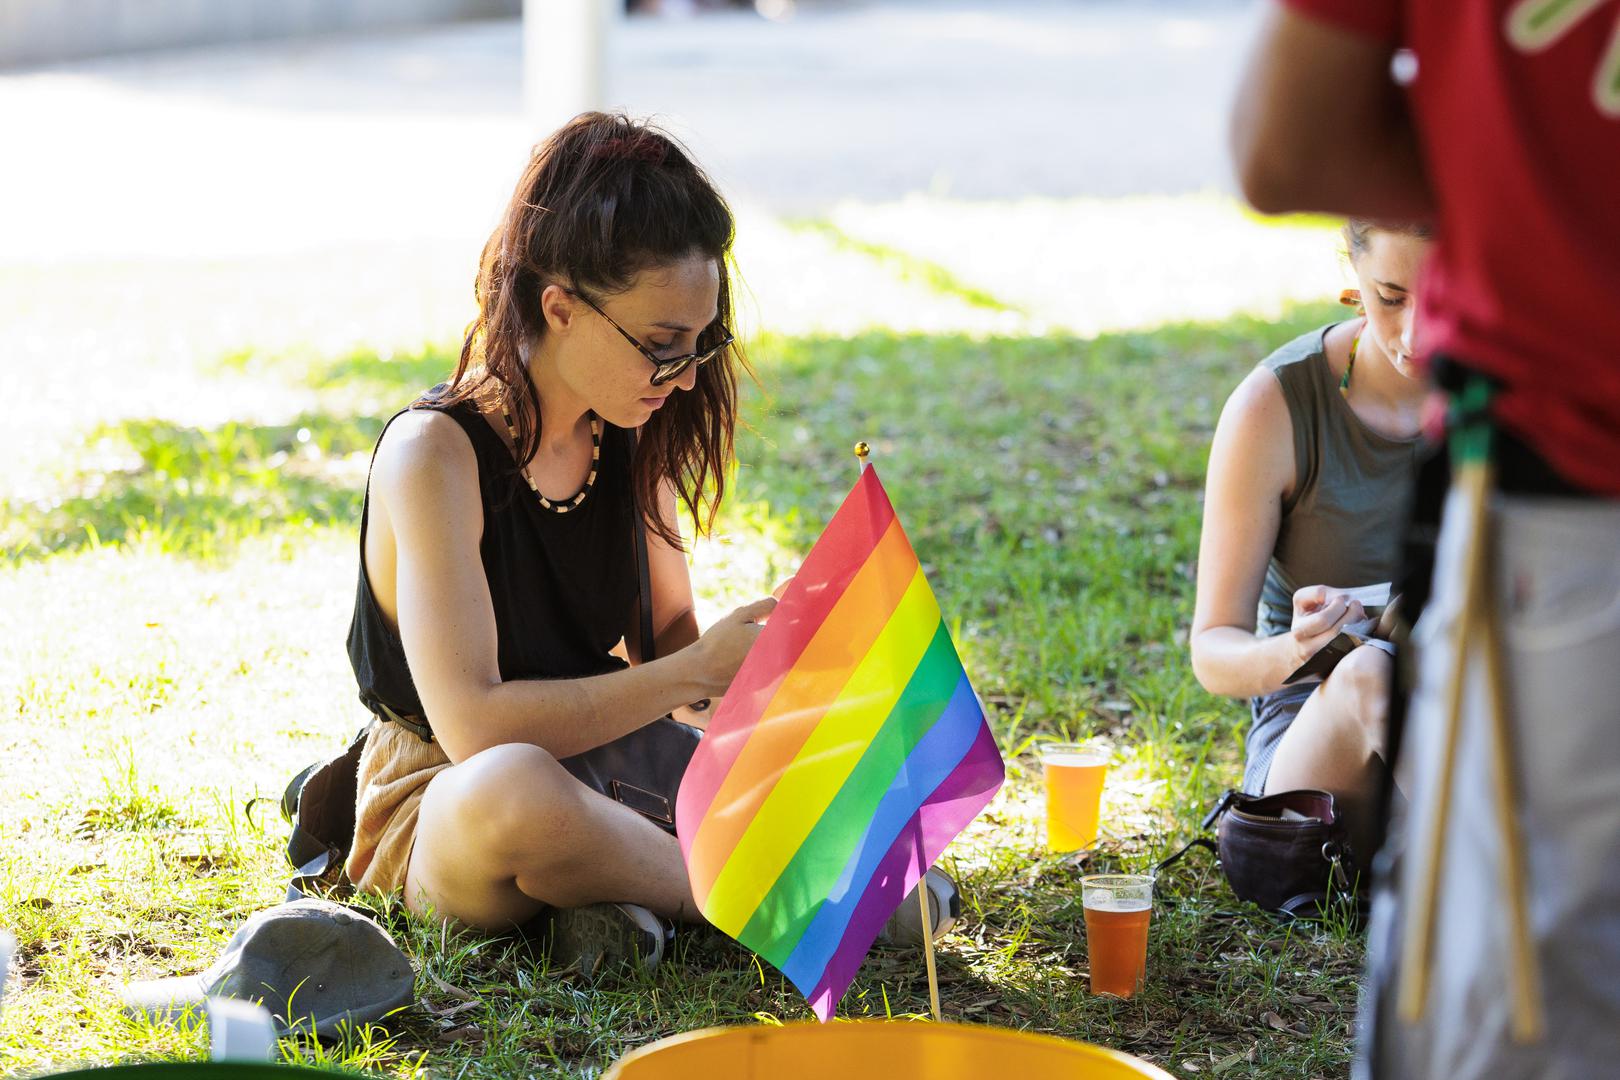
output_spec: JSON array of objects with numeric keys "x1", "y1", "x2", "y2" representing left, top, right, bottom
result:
[
  {"x1": 1479, "y1": 515, "x2": 1544, "y2": 1042},
  {"x1": 919, "y1": 875, "x2": 942, "y2": 1022},
  {"x1": 854, "y1": 440, "x2": 942, "y2": 1022}
]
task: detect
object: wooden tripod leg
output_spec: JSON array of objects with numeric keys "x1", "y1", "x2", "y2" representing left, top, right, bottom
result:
[
  {"x1": 1477, "y1": 489, "x2": 1544, "y2": 1042},
  {"x1": 1397, "y1": 462, "x2": 1489, "y2": 1024}
]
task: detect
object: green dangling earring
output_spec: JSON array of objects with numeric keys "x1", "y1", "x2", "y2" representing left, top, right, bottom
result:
[{"x1": 1338, "y1": 288, "x2": 1364, "y2": 397}]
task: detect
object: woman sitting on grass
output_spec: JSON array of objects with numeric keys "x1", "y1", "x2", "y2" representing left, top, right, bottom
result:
[
  {"x1": 341, "y1": 113, "x2": 775, "y2": 968},
  {"x1": 342, "y1": 112, "x2": 953, "y2": 972},
  {"x1": 1189, "y1": 220, "x2": 1429, "y2": 859}
]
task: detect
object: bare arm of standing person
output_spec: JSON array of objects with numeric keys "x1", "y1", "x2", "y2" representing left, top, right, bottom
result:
[
  {"x1": 1189, "y1": 367, "x2": 1367, "y2": 698},
  {"x1": 1231, "y1": 3, "x2": 1433, "y2": 220},
  {"x1": 377, "y1": 410, "x2": 773, "y2": 764}
]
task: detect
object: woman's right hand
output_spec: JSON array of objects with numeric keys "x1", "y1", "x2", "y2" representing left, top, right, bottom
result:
[
  {"x1": 1289, "y1": 584, "x2": 1365, "y2": 665},
  {"x1": 691, "y1": 597, "x2": 778, "y2": 697}
]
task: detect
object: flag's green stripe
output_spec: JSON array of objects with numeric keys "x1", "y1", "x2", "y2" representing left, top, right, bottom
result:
[{"x1": 737, "y1": 621, "x2": 963, "y2": 965}]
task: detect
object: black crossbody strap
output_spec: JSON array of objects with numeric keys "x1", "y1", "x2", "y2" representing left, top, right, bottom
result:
[
  {"x1": 629, "y1": 428, "x2": 656, "y2": 664},
  {"x1": 1153, "y1": 836, "x2": 1217, "y2": 877}
]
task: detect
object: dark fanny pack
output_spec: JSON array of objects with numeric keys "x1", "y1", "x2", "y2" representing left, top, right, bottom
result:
[
  {"x1": 1431, "y1": 356, "x2": 1596, "y2": 498},
  {"x1": 556, "y1": 716, "x2": 701, "y2": 828},
  {"x1": 1157, "y1": 788, "x2": 1361, "y2": 922}
]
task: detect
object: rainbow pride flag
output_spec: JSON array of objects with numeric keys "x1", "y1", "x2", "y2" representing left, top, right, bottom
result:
[{"x1": 676, "y1": 465, "x2": 1005, "y2": 1020}]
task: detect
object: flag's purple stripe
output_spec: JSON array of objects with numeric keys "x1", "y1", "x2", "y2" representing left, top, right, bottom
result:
[
  {"x1": 803, "y1": 718, "x2": 1003, "y2": 1020},
  {"x1": 776, "y1": 674, "x2": 993, "y2": 997}
]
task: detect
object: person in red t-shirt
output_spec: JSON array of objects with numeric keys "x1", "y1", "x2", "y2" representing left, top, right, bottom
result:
[
  {"x1": 1233, "y1": 0, "x2": 1620, "y2": 495},
  {"x1": 1232, "y1": 4, "x2": 1620, "y2": 1078}
]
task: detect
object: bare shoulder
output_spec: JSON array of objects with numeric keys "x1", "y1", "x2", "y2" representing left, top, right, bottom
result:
[
  {"x1": 371, "y1": 408, "x2": 482, "y2": 524},
  {"x1": 1219, "y1": 364, "x2": 1291, "y2": 441},
  {"x1": 1210, "y1": 363, "x2": 1296, "y2": 495}
]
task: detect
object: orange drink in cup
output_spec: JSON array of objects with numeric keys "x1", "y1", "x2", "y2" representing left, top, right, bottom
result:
[
  {"x1": 1082, "y1": 874, "x2": 1153, "y2": 997},
  {"x1": 1040, "y1": 743, "x2": 1108, "y2": 851}
]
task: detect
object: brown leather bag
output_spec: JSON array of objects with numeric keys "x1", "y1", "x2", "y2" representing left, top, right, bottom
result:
[{"x1": 1157, "y1": 789, "x2": 1361, "y2": 921}]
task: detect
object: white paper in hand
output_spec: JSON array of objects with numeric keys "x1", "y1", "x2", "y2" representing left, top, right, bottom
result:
[{"x1": 1337, "y1": 582, "x2": 1393, "y2": 611}]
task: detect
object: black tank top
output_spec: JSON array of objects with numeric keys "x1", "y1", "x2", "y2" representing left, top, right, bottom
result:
[{"x1": 346, "y1": 391, "x2": 637, "y2": 724}]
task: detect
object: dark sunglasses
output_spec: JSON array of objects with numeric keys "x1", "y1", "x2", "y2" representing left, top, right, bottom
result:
[{"x1": 569, "y1": 289, "x2": 734, "y2": 387}]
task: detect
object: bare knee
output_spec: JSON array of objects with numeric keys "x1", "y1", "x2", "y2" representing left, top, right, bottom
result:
[
  {"x1": 429, "y1": 743, "x2": 589, "y2": 869},
  {"x1": 1321, "y1": 645, "x2": 1392, "y2": 754}
]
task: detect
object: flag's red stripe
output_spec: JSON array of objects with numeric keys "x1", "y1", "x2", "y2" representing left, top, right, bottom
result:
[
  {"x1": 683, "y1": 523, "x2": 920, "y2": 912},
  {"x1": 676, "y1": 467, "x2": 897, "y2": 854}
]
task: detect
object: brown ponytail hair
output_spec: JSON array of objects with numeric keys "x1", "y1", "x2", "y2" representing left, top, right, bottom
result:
[{"x1": 435, "y1": 111, "x2": 747, "y2": 549}]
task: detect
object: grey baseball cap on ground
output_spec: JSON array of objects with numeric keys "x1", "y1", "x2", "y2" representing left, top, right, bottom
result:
[{"x1": 123, "y1": 898, "x2": 415, "y2": 1039}]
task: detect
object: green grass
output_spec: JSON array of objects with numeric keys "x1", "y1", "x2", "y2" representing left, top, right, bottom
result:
[
  {"x1": 0, "y1": 301, "x2": 1361, "y2": 1080},
  {"x1": 1, "y1": 415, "x2": 383, "y2": 564},
  {"x1": 788, "y1": 221, "x2": 1026, "y2": 313}
]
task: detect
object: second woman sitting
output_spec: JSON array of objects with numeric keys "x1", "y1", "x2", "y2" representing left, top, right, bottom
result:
[{"x1": 1190, "y1": 219, "x2": 1430, "y2": 861}]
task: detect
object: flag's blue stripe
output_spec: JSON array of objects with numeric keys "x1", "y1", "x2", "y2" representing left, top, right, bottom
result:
[
  {"x1": 742, "y1": 623, "x2": 960, "y2": 967},
  {"x1": 778, "y1": 673, "x2": 983, "y2": 993}
]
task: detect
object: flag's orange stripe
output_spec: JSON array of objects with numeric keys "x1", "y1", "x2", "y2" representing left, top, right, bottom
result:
[
  {"x1": 700, "y1": 566, "x2": 937, "y2": 936},
  {"x1": 676, "y1": 468, "x2": 896, "y2": 847},
  {"x1": 686, "y1": 516, "x2": 918, "y2": 906}
]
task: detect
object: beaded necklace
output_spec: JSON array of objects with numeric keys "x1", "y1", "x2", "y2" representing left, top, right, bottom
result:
[{"x1": 500, "y1": 404, "x2": 603, "y2": 513}]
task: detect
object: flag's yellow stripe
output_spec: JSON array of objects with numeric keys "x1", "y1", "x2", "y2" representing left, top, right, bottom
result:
[
  {"x1": 686, "y1": 517, "x2": 915, "y2": 908},
  {"x1": 702, "y1": 567, "x2": 940, "y2": 936}
]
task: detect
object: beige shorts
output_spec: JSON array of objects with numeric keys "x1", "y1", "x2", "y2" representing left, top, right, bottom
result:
[{"x1": 345, "y1": 721, "x2": 453, "y2": 896}]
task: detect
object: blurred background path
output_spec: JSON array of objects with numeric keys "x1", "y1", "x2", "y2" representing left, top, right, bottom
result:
[{"x1": 0, "y1": 0, "x2": 1341, "y2": 488}]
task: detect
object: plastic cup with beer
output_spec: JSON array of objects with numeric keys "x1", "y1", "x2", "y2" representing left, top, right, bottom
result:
[
  {"x1": 1040, "y1": 742, "x2": 1109, "y2": 851},
  {"x1": 1082, "y1": 874, "x2": 1154, "y2": 998}
]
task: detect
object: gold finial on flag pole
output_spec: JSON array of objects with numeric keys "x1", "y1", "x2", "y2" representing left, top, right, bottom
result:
[{"x1": 853, "y1": 441, "x2": 871, "y2": 471}]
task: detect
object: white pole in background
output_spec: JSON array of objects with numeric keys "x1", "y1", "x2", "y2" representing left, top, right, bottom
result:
[{"x1": 524, "y1": 0, "x2": 614, "y2": 134}]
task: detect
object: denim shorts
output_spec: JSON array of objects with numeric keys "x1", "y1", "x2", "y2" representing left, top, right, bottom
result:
[{"x1": 1243, "y1": 681, "x2": 1319, "y2": 795}]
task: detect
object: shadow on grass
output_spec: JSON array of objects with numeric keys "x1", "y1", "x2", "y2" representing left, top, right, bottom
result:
[
  {"x1": 2, "y1": 299, "x2": 1366, "y2": 1078},
  {"x1": 7, "y1": 299, "x2": 1340, "y2": 748},
  {"x1": 719, "y1": 300, "x2": 1341, "y2": 739},
  {"x1": 307, "y1": 835, "x2": 1357, "y2": 1078}
]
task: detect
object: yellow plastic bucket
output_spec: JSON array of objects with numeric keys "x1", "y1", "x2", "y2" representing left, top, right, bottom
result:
[{"x1": 604, "y1": 1021, "x2": 1176, "y2": 1080}]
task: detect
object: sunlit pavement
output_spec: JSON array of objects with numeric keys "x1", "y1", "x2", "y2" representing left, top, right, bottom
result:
[{"x1": 0, "y1": 1, "x2": 1343, "y2": 488}]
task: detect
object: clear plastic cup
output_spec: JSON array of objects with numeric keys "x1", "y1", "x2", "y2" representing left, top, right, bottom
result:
[
  {"x1": 1082, "y1": 874, "x2": 1153, "y2": 997},
  {"x1": 1040, "y1": 743, "x2": 1109, "y2": 851}
]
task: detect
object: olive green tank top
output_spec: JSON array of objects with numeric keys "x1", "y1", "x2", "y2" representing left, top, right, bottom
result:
[{"x1": 1255, "y1": 324, "x2": 1422, "y2": 639}]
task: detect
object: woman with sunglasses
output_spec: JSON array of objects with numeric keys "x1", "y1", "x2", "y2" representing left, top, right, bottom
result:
[{"x1": 340, "y1": 113, "x2": 775, "y2": 966}]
